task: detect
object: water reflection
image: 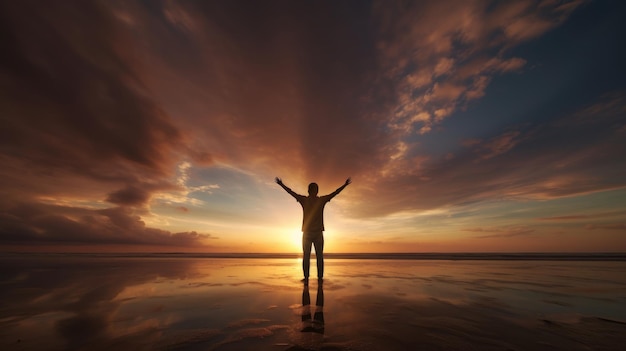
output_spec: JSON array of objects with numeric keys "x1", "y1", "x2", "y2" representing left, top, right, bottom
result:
[
  {"x1": 1, "y1": 256, "x2": 625, "y2": 350},
  {"x1": 300, "y1": 281, "x2": 324, "y2": 334},
  {"x1": 0, "y1": 257, "x2": 199, "y2": 350}
]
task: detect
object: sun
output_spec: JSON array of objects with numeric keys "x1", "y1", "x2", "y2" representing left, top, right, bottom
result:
[
  {"x1": 291, "y1": 232, "x2": 302, "y2": 252},
  {"x1": 259, "y1": 227, "x2": 302, "y2": 253}
]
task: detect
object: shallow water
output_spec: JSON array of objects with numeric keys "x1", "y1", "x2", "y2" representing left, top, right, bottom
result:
[{"x1": 1, "y1": 256, "x2": 625, "y2": 350}]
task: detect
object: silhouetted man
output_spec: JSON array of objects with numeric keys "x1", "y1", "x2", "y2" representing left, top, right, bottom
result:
[{"x1": 275, "y1": 177, "x2": 351, "y2": 284}]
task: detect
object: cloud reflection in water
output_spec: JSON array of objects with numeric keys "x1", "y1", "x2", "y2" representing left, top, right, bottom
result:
[{"x1": 1, "y1": 256, "x2": 625, "y2": 350}]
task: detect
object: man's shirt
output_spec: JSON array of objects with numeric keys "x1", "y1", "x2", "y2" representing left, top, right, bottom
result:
[{"x1": 295, "y1": 195, "x2": 332, "y2": 232}]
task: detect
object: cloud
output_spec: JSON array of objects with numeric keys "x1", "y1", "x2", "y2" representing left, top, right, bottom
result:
[
  {"x1": 0, "y1": 258, "x2": 198, "y2": 349},
  {"x1": 0, "y1": 1, "x2": 194, "y2": 205},
  {"x1": 539, "y1": 215, "x2": 588, "y2": 221},
  {"x1": 538, "y1": 211, "x2": 625, "y2": 221},
  {"x1": 585, "y1": 224, "x2": 626, "y2": 231},
  {"x1": 106, "y1": 185, "x2": 152, "y2": 206},
  {"x1": 350, "y1": 92, "x2": 626, "y2": 217},
  {"x1": 0, "y1": 0, "x2": 616, "y2": 250},
  {"x1": 96, "y1": 0, "x2": 391, "y2": 187},
  {"x1": 560, "y1": 92, "x2": 626, "y2": 126},
  {"x1": 373, "y1": 0, "x2": 585, "y2": 136},
  {"x1": 474, "y1": 131, "x2": 523, "y2": 160},
  {"x1": 0, "y1": 2, "x2": 217, "y2": 247},
  {"x1": 464, "y1": 226, "x2": 536, "y2": 239},
  {"x1": 0, "y1": 202, "x2": 213, "y2": 247}
]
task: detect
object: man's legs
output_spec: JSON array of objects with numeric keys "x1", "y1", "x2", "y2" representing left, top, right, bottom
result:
[
  {"x1": 302, "y1": 233, "x2": 313, "y2": 280},
  {"x1": 312, "y1": 232, "x2": 324, "y2": 279}
]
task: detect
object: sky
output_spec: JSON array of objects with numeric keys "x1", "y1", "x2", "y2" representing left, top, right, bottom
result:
[{"x1": 1, "y1": 0, "x2": 625, "y2": 253}]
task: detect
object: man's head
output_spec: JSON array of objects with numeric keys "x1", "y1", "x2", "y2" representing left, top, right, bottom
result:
[{"x1": 308, "y1": 182, "x2": 318, "y2": 196}]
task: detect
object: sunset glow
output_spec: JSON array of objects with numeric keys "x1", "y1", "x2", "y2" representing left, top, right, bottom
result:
[{"x1": 1, "y1": 1, "x2": 625, "y2": 253}]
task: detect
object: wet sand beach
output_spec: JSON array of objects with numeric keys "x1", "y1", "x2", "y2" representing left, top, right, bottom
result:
[{"x1": 1, "y1": 255, "x2": 625, "y2": 350}]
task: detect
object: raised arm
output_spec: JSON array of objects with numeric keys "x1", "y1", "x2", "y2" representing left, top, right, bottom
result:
[
  {"x1": 275, "y1": 177, "x2": 300, "y2": 199},
  {"x1": 327, "y1": 177, "x2": 351, "y2": 200}
]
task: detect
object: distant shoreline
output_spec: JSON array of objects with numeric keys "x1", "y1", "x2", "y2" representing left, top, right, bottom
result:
[{"x1": 1, "y1": 252, "x2": 626, "y2": 261}]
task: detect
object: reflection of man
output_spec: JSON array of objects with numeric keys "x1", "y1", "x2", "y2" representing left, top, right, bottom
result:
[
  {"x1": 301, "y1": 282, "x2": 324, "y2": 334},
  {"x1": 276, "y1": 177, "x2": 351, "y2": 284}
]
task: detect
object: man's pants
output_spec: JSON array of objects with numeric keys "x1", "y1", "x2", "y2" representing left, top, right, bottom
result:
[{"x1": 302, "y1": 231, "x2": 324, "y2": 278}]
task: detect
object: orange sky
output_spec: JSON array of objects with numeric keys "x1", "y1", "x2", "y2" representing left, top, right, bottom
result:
[{"x1": 1, "y1": 0, "x2": 625, "y2": 253}]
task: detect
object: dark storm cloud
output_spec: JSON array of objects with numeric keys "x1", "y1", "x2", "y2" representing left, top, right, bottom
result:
[
  {"x1": 106, "y1": 185, "x2": 152, "y2": 206},
  {"x1": 0, "y1": 1, "x2": 186, "y2": 198},
  {"x1": 0, "y1": 201, "x2": 212, "y2": 246},
  {"x1": 0, "y1": 1, "x2": 209, "y2": 246}
]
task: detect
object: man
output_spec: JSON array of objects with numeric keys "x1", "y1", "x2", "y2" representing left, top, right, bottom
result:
[{"x1": 275, "y1": 177, "x2": 351, "y2": 284}]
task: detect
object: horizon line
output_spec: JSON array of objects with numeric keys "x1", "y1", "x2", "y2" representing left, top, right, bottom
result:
[{"x1": 2, "y1": 252, "x2": 625, "y2": 261}]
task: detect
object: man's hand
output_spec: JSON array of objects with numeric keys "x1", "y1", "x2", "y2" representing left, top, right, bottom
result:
[
  {"x1": 276, "y1": 177, "x2": 299, "y2": 198},
  {"x1": 345, "y1": 177, "x2": 351, "y2": 186}
]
